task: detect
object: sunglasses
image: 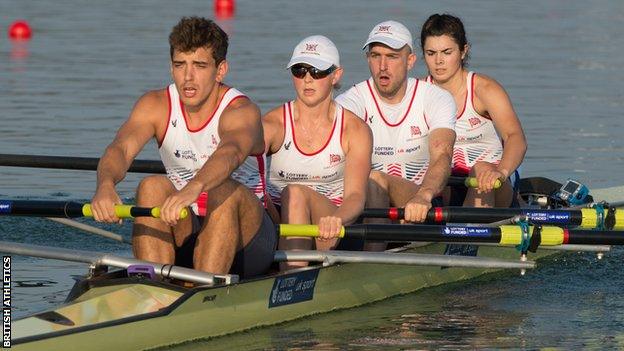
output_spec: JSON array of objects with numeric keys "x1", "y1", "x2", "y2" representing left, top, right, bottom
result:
[{"x1": 290, "y1": 64, "x2": 337, "y2": 79}]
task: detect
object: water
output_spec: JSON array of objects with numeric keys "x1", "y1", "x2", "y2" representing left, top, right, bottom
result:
[{"x1": 1, "y1": 0, "x2": 624, "y2": 349}]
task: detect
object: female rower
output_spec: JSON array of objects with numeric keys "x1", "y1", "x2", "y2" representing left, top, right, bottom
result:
[
  {"x1": 264, "y1": 35, "x2": 372, "y2": 270},
  {"x1": 420, "y1": 14, "x2": 526, "y2": 207}
]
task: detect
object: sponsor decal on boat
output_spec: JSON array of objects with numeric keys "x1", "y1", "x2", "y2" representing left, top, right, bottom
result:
[
  {"x1": 269, "y1": 269, "x2": 319, "y2": 308},
  {"x1": 3, "y1": 256, "x2": 11, "y2": 347},
  {"x1": 444, "y1": 244, "x2": 479, "y2": 257},
  {"x1": 522, "y1": 211, "x2": 571, "y2": 224},
  {"x1": 440, "y1": 226, "x2": 492, "y2": 237},
  {"x1": 0, "y1": 201, "x2": 11, "y2": 214}
]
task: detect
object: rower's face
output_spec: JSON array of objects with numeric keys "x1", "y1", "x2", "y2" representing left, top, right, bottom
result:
[
  {"x1": 366, "y1": 44, "x2": 415, "y2": 100},
  {"x1": 170, "y1": 47, "x2": 227, "y2": 108},
  {"x1": 291, "y1": 65, "x2": 342, "y2": 106},
  {"x1": 423, "y1": 35, "x2": 467, "y2": 83}
]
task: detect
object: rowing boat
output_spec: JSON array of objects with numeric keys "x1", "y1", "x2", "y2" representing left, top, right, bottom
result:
[{"x1": 1, "y1": 166, "x2": 622, "y2": 350}]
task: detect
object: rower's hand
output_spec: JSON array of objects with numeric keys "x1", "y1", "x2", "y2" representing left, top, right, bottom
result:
[
  {"x1": 474, "y1": 162, "x2": 507, "y2": 193},
  {"x1": 404, "y1": 193, "x2": 432, "y2": 223},
  {"x1": 160, "y1": 181, "x2": 203, "y2": 226},
  {"x1": 91, "y1": 184, "x2": 123, "y2": 223},
  {"x1": 317, "y1": 216, "x2": 343, "y2": 241}
]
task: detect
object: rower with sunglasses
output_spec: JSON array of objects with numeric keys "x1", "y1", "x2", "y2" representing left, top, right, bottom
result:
[
  {"x1": 264, "y1": 35, "x2": 372, "y2": 270},
  {"x1": 336, "y1": 20, "x2": 456, "y2": 235}
]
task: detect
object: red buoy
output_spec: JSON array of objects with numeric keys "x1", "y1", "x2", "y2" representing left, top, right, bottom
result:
[
  {"x1": 8, "y1": 20, "x2": 32, "y2": 41},
  {"x1": 214, "y1": 0, "x2": 235, "y2": 20}
]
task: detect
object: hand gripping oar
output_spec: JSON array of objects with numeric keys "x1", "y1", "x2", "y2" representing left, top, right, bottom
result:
[
  {"x1": 448, "y1": 176, "x2": 503, "y2": 189},
  {"x1": 278, "y1": 223, "x2": 624, "y2": 247},
  {"x1": 0, "y1": 200, "x2": 188, "y2": 219},
  {"x1": 361, "y1": 206, "x2": 624, "y2": 230}
]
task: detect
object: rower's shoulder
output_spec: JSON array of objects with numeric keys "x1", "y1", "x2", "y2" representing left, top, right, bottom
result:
[
  {"x1": 262, "y1": 105, "x2": 285, "y2": 124},
  {"x1": 223, "y1": 88, "x2": 260, "y2": 120},
  {"x1": 472, "y1": 73, "x2": 506, "y2": 95},
  {"x1": 342, "y1": 107, "x2": 371, "y2": 136},
  {"x1": 130, "y1": 88, "x2": 169, "y2": 119}
]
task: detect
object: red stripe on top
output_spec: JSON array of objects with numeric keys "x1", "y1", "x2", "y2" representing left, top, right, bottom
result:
[
  {"x1": 256, "y1": 155, "x2": 267, "y2": 208},
  {"x1": 339, "y1": 107, "x2": 345, "y2": 149},
  {"x1": 366, "y1": 79, "x2": 419, "y2": 127},
  {"x1": 158, "y1": 87, "x2": 174, "y2": 147},
  {"x1": 456, "y1": 82, "x2": 469, "y2": 120},
  {"x1": 469, "y1": 73, "x2": 492, "y2": 121},
  {"x1": 197, "y1": 192, "x2": 208, "y2": 216},
  {"x1": 181, "y1": 85, "x2": 233, "y2": 133},
  {"x1": 290, "y1": 101, "x2": 338, "y2": 156},
  {"x1": 434, "y1": 207, "x2": 443, "y2": 223},
  {"x1": 562, "y1": 229, "x2": 570, "y2": 244}
]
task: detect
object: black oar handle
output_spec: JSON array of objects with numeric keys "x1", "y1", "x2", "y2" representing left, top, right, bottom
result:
[{"x1": 0, "y1": 154, "x2": 166, "y2": 174}]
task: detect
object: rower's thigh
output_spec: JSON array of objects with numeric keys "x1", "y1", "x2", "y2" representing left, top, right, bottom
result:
[
  {"x1": 135, "y1": 175, "x2": 176, "y2": 205},
  {"x1": 385, "y1": 174, "x2": 420, "y2": 207},
  {"x1": 281, "y1": 184, "x2": 338, "y2": 223}
]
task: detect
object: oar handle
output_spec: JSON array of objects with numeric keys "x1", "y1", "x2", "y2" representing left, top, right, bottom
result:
[
  {"x1": 278, "y1": 224, "x2": 345, "y2": 238},
  {"x1": 449, "y1": 176, "x2": 502, "y2": 189},
  {"x1": 82, "y1": 204, "x2": 188, "y2": 219}
]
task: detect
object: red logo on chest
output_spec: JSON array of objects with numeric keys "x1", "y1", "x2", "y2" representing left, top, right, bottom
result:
[
  {"x1": 330, "y1": 154, "x2": 342, "y2": 165},
  {"x1": 468, "y1": 117, "x2": 481, "y2": 127},
  {"x1": 410, "y1": 126, "x2": 422, "y2": 137}
]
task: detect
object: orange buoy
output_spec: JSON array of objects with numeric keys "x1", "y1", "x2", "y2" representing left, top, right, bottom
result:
[
  {"x1": 8, "y1": 20, "x2": 32, "y2": 41},
  {"x1": 214, "y1": 0, "x2": 235, "y2": 19}
]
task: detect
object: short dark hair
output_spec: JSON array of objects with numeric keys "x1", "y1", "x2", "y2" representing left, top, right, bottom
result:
[
  {"x1": 169, "y1": 17, "x2": 228, "y2": 65},
  {"x1": 420, "y1": 14, "x2": 469, "y2": 66}
]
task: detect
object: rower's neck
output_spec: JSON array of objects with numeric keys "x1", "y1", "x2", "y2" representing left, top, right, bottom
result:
[
  {"x1": 376, "y1": 81, "x2": 408, "y2": 105},
  {"x1": 434, "y1": 69, "x2": 467, "y2": 97},
  {"x1": 294, "y1": 95, "x2": 334, "y2": 122}
]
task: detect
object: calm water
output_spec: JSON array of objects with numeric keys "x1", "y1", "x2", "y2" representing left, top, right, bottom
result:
[{"x1": 2, "y1": 0, "x2": 624, "y2": 349}]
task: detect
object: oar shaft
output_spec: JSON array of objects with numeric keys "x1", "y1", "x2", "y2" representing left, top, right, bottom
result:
[
  {"x1": 0, "y1": 153, "x2": 166, "y2": 174},
  {"x1": 361, "y1": 207, "x2": 624, "y2": 229},
  {"x1": 0, "y1": 200, "x2": 187, "y2": 219}
]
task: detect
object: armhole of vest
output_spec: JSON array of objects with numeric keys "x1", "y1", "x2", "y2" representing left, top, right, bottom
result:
[
  {"x1": 339, "y1": 106, "x2": 346, "y2": 150},
  {"x1": 470, "y1": 72, "x2": 492, "y2": 121},
  {"x1": 255, "y1": 154, "x2": 268, "y2": 208},
  {"x1": 157, "y1": 87, "x2": 172, "y2": 148}
]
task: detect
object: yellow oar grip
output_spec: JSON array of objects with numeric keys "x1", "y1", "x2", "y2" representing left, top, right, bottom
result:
[
  {"x1": 279, "y1": 224, "x2": 345, "y2": 238},
  {"x1": 580, "y1": 208, "x2": 624, "y2": 230},
  {"x1": 499, "y1": 225, "x2": 564, "y2": 246},
  {"x1": 464, "y1": 177, "x2": 502, "y2": 189},
  {"x1": 150, "y1": 207, "x2": 189, "y2": 219},
  {"x1": 82, "y1": 204, "x2": 135, "y2": 218}
]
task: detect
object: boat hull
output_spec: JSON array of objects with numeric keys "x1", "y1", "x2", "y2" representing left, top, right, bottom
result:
[{"x1": 8, "y1": 243, "x2": 555, "y2": 350}]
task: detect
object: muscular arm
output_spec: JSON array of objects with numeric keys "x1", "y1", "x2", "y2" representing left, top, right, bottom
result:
[
  {"x1": 475, "y1": 75, "x2": 526, "y2": 180},
  {"x1": 159, "y1": 99, "x2": 263, "y2": 224},
  {"x1": 334, "y1": 112, "x2": 373, "y2": 225},
  {"x1": 92, "y1": 91, "x2": 163, "y2": 222},
  {"x1": 418, "y1": 128, "x2": 455, "y2": 200}
]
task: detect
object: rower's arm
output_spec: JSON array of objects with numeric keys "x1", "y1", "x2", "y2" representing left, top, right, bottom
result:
[
  {"x1": 335, "y1": 111, "x2": 373, "y2": 225},
  {"x1": 418, "y1": 128, "x2": 456, "y2": 201},
  {"x1": 96, "y1": 91, "x2": 161, "y2": 189},
  {"x1": 191, "y1": 99, "x2": 263, "y2": 192},
  {"x1": 474, "y1": 75, "x2": 526, "y2": 178}
]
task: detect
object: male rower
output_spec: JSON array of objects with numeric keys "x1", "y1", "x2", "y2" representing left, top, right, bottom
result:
[
  {"x1": 91, "y1": 17, "x2": 276, "y2": 278},
  {"x1": 336, "y1": 20, "x2": 456, "y2": 231}
]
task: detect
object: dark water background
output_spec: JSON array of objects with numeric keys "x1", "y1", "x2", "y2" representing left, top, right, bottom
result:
[{"x1": 1, "y1": 0, "x2": 624, "y2": 349}]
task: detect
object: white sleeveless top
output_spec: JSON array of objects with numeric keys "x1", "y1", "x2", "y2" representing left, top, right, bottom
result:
[
  {"x1": 159, "y1": 84, "x2": 267, "y2": 214},
  {"x1": 427, "y1": 72, "x2": 503, "y2": 175},
  {"x1": 268, "y1": 101, "x2": 346, "y2": 206},
  {"x1": 336, "y1": 78, "x2": 455, "y2": 185}
]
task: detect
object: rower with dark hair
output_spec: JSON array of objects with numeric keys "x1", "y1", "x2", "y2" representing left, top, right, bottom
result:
[
  {"x1": 91, "y1": 16, "x2": 276, "y2": 278},
  {"x1": 420, "y1": 14, "x2": 526, "y2": 207}
]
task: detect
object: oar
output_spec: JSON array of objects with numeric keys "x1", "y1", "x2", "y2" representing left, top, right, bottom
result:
[
  {"x1": 0, "y1": 241, "x2": 237, "y2": 285},
  {"x1": 278, "y1": 223, "x2": 624, "y2": 246},
  {"x1": 361, "y1": 206, "x2": 624, "y2": 230},
  {"x1": 0, "y1": 153, "x2": 165, "y2": 173},
  {"x1": 0, "y1": 200, "x2": 188, "y2": 219}
]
